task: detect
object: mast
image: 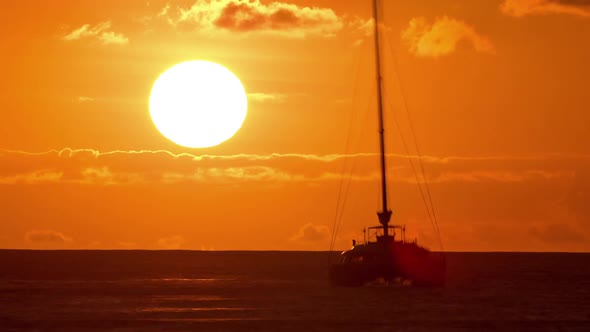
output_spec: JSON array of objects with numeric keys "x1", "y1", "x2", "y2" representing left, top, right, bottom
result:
[{"x1": 373, "y1": 0, "x2": 392, "y2": 235}]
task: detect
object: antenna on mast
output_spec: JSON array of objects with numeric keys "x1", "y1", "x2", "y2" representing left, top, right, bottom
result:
[{"x1": 373, "y1": 0, "x2": 392, "y2": 235}]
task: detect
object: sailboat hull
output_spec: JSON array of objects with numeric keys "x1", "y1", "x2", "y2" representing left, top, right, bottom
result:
[{"x1": 329, "y1": 241, "x2": 446, "y2": 287}]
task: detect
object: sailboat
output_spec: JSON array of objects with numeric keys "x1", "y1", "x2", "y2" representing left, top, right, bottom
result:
[{"x1": 329, "y1": 0, "x2": 446, "y2": 287}]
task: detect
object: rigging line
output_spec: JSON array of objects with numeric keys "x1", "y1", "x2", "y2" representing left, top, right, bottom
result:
[
  {"x1": 329, "y1": 154, "x2": 350, "y2": 254},
  {"x1": 328, "y1": 114, "x2": 353, "y2": 254},
  {"x1": 333, "y1": 161, "x2": 355, "y2": 248},
  {"x1": 330, "y1": 0, "x2": 376, "y2": 253},
  {"x1": 333, "y1": 97, "x2": 372, "y2": 249},
  {"x1": 376, "y1": 0, "x2": 442, "y2": 247},
  {"x1": 332, "y1": 79, "x2": 374, "y2": 250},
  {"x1": 384, "y1": 91, "x2": 441, "y2": 247},
  {"x1": 329, "y1": 32, "x2": 366, "y2": 255},
  {"x1": 375, "y1": 11, "x2": 440, "y2": 246},
  {"x1": 383, "y1": 27, "x2": 444, "y2": 249},
  {"x1": 329, "y1": 151, "x2": 357, "y2": 254},
  {"x1": 332, "y1": 92, "x2": 372, "y2": 250},
  {"x1": 383, "y1": 31, "x2": 444, "y2": 249},
  {"x1": 334, "y1": 81, "x2": 380, "y2": 244}
]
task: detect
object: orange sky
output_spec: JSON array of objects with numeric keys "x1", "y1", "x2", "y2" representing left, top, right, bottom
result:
[{"x1": 1, "y1": 0, "x2": 589, "y2": 251}]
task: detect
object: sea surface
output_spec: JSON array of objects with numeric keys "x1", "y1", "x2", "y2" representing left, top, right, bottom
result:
[{"x1": 0, "y1": 250, "x2": 589, "y2": 331}]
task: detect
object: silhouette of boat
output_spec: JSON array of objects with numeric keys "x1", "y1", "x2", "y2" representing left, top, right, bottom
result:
[{"x1": 329, "y1": 0, "x2": 446, "y2": 287}]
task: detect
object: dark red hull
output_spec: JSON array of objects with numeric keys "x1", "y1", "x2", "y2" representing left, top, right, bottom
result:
[{"x1": 330, "y1": 242, "x2": 446, "y2": 287}]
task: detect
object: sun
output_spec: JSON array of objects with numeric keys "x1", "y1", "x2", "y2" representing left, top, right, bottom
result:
[{"x1": 149, "y1": 60, "x2": 248, "y2": 148}]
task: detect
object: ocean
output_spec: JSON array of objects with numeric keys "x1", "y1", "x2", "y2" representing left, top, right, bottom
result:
[{"x1": 0, "y1": 250, "x2": 588, "y2": 331}]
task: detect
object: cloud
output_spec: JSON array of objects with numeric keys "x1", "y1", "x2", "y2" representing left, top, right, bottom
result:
[
  {"x1": 158, "y1": 4, "x2": 171, "y2": 18},
  {"x1": 0, "y1": 170, "x2": 63, "y2": 185},
  {"x1": 160, "y1": 0, "x2": 343, "y2": 38},
  {"x1": 401, "y1": 16, "x2": 495, "y2": 58},
  {"x1": 63, "y1": 22, "x2": 111, "y2": 41},
  {"x1": 247, "y1": 92, "x2": 287, "y2": 103},
  {"x1": 432, "y1": 170, "x2": 571, "y2": 183},
  {"x1": 501, "y1": 0, "x2": 590, "y2": 18},
  {"x1": 75, "y1": 96, "x2": 95, "y2": 103},
  {"x1": 290, "y1": 223, "x2": 331, "y2": 244},
  {"x1": 80, "y1": 166, "x2": 142, "y2": 185},
  {"x1": 25, "y1": 230, "x2": 72, "y2": 244},
  {"x1": 157, "y1": 235, "x2": 186, "y2": 249},
  {"x1": 0, "y1": 148, "x2": 588, "y2": 186},
  {"x1": 350, "y1": 18, "x2": 374, "y2": 37},
  {"x1": 5, "y1": 149, "x2": 590, "y2": 251},
  {"x1": 350, "y1": 18, "x2": 373, "y2": 47},
  {"x1": 98, "y1": 31, "x2": 129, "y2": 45},
  {"x1": 62, "y1": 21, "x2": 129, "y2": 45}
]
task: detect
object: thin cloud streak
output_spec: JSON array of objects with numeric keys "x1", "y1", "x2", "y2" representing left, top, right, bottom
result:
[
  {"x1": 25, "y1": 230, "x2": 72, "y2": 244},
  {"x1": 62, "y1": 21, "x2": 129, "y2": 45},
  {"x1": 0, "y1": 148, "x2": 586, "y2": 185},
  {"x1": 501, "y1": 0, "x2": 590, "y2": 18},
  {"x1": 75, "y1": 96, "x2": 95, "y2": 103},
  {"x1": 4, "y1": 148, "x2": 588, "y2": 163},
  {"x1": 157, "y1": 235, "x2": 186, "y2": 249},
  {"x1": 247, "y1": 92, "x2": 287, "y2": 103}
]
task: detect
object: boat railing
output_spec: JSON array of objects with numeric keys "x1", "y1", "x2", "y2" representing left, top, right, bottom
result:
[{"x1": 364, "y1": 224, "x2": 407, "y2": 244}]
